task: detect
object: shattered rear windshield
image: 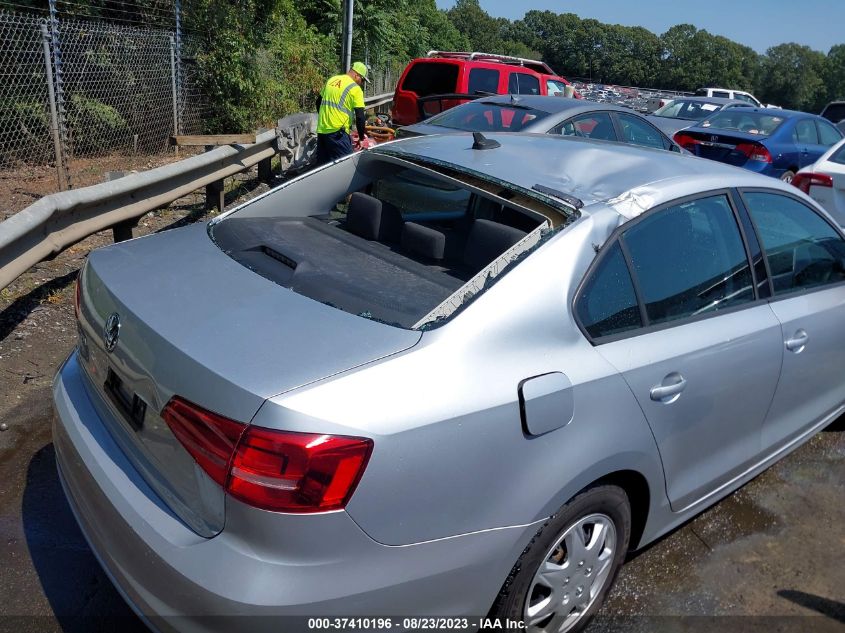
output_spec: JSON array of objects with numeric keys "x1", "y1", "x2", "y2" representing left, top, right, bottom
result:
[{"x1": 211, "y1": 153, "x2": 575, "y2": 330}]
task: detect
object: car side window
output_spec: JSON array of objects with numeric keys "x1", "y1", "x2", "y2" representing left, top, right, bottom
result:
[
  {"x1": 793, "y1": 120, "x2": 819, "y2": 144},
  {"x1": 713, "y1": 91, "x2": 730, "y2": 99},
  {"x1": 616, "y1": 113, "x2": 667, "y2": 150},
  {"x1": 734, "y1": 93, "x2": 758, "y2": 105},
  {"x1": 557, "y1": 112, "x2": 616, "y2": 141},
  {"x1": 509, "y1": 72, "x2": 540, "y2": 95},
  {"x1": 743, "y1": 192, "x2": 845, "y2": 295},
  {"x1": 817, "y1": 120, "x2": 843, "y2": 146},
  {"x1": 622, "y1": 195, "x2": 755, "y2": 325},
  {"x1": 468, "y1": 68, "x2": 499, "y2": 95},
  {"x1": 576, "y1": 242, "x2": 642, "y2": 339}
]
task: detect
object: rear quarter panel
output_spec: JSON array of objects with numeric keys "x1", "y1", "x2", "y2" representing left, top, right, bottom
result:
[{"x1": 254, "y1": 216, "x2": 667, "y2": 546}]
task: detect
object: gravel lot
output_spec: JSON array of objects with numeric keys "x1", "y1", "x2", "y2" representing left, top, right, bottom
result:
[{"x1": 0, "y1": 173, "x2": 843, "y2": 633}]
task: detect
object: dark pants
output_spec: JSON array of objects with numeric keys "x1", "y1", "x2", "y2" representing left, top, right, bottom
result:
[{"x1": 316, "y1": 129, "x2": 353, "y2": 166}]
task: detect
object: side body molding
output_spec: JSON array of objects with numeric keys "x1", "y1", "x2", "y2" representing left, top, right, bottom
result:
[{"x1": 519, "y1": 372, "x2": 574, "y2": 436}]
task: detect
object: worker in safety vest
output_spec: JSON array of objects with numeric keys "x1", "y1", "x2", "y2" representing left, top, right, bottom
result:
[{"x1": 315, "y1": 61, "x2": 369, "y2": 166}]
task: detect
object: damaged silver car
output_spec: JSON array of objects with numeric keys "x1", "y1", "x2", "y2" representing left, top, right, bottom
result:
[{"x1": 53, "y1": 132, "x2": 845, "y2": 633}]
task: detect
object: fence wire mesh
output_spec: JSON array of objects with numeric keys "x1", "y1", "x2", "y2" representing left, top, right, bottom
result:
[
  {"x1": 0, "y1": 11, "x2": 52, "y2": 168},
  {"x1": 0, "y1": 8, "x2": 208, "y2": 212}
]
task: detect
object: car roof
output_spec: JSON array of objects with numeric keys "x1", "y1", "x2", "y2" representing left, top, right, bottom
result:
[
  {"x1": 724, "y1": 107, "x2": 812, "y2": 118},
  {"x1": 378, "y1": 133, "x2": 794, "y2": 216},
  {"x1": 464, "y1": 94, "x2": 635, "y2": 115},
  {"x1": 665, "y1": 96, "x2": 749, "y2": 106}
]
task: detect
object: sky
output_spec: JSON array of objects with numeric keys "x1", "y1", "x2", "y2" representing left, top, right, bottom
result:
[{"x1": 435, "y1": 0, "x2": 841, "y2": 54}]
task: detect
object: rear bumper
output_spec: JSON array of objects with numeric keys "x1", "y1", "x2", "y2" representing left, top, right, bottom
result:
[{"x1": 53, "y1": 352, "x2": 533, "y2": 633}]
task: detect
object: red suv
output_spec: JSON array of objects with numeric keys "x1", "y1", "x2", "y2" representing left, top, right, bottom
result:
[{"x1": 391, "y1": 51, "x2": 579, "y2": 126}]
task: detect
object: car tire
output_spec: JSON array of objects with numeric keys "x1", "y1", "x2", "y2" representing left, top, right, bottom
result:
[
  {"x1": 780, "y1": 170, "x2": 796, "y2": 183},
  {"x1": 490, "y1": 485, "x2": 631, "y2": 633}
]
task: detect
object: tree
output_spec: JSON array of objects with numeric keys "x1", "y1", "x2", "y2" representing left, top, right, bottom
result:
[{"x1": 757, "y1": 43, "x2": 828, "y2": 111}]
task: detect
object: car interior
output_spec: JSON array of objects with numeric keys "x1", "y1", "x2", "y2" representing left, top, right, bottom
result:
[{"x1": 212, "y1": 160, "x2": 554, "y2": 328}]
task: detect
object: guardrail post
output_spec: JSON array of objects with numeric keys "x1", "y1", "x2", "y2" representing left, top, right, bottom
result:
[
  {"x1": 258, "y1": 157, "x2": 273, "y2": 184},
  {"x1": 205, "y1": 181, "x2": 224, "y2": 212}
]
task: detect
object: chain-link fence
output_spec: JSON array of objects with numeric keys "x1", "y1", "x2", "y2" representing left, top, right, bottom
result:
[
  {"x1": 0, "y1": 11, "x2": 53, "y2": 168},
  {"x1": 0, "y1": 8, "x2": 209, "y2": 212}
]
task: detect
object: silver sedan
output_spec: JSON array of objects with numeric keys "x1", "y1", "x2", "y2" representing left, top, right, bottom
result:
[
  {"x1": 396, "y1": 94, "x2": 683, "y2": 153},
  {"x1": 53, "y1": 132, "x2": 845, "y2": 633}
]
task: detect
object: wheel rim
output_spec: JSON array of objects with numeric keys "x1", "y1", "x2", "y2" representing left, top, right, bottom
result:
[{"x1": 524, "y1": 513, "x2": 617, "y2": 633}]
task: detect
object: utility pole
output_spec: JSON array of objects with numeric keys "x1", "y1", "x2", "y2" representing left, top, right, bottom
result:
[{"x1": 340, "y1": 0, "x2": 353, "y2": 72}]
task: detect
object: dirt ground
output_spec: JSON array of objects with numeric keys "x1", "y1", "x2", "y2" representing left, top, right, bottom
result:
[
  {"x1": 0, "y1": 150, "x2": 202, "y2": 220},
  {"x1": 0, "y1": 167, "x2": 843, "y2": 632}
]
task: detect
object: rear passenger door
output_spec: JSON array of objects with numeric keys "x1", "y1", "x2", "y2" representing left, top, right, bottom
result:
[
  {"x1": 793, "y1": 119, "x2": 822, "y2": 168},
  {"x1": 578, "y1": 193, "x2": 783, "y2": 511},
  {"x1": 740, "y1": 190, "x2": 845, "y2": 451}
]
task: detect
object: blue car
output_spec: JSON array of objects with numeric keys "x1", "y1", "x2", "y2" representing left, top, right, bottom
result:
[{"x1": 673, "y1": 108, "x2": 844, "y2": 182}]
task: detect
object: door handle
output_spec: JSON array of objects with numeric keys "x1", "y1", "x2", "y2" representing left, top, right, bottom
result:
[
  {"x1": 650, "y1": 372, "x2": 687, "y2": 402},
  {"x1": 785, "y1": 330, "x2": 809, "y2": 352}
]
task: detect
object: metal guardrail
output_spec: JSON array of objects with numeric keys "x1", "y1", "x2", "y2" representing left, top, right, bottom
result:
[{"x1": 0, "y1": 92, "x2": 395, "y2": 292}]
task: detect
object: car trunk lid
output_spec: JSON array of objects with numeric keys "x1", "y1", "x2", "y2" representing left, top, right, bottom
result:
[
  {"x1": 674, "y1": 129, "x2": 771, "y2": 166},
  {"x1": 76, "y1": 224, "x2": 421, "y2": 537}
]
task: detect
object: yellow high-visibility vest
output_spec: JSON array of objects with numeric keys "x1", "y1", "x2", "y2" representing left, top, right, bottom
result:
[{"x1": 317, "y1": 73, "x2": 365, "y2": 134}]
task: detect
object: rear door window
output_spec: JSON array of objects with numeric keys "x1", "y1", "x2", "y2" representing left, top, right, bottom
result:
[
  {"x1": 555, "y1": 112, "x2": 616, "y2": 141},
  {"x1": 817, "y1": 120, "x2": 843, "y2": 146},
  {"x1": 576, "y1": 242, "x2": 642, "y2": 339},
  {"x1": 401, "y1": 62, "x2": 459, "y2": 96},
  {"x1": 794, "y1": 120, "x2": 819, "y2": 144},
  {"x1": 622, "y1": 195, "x2": 755, "y2": 325},
  {"x1": 508, "y1": 72, "x2": 540, "y2": 95},
  {"x1": 616, "y1": 113, "x2": 667, "y2": 150},
  {"x1": 467, "y1": 68, "x2": 500, "y2": 95},
  {"x1": 743, "y1": 192, "x2": 845, "y2": 295}
]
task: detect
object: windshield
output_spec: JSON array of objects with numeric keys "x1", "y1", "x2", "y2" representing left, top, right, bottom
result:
[
  {"x1": 700, "y1": 111, "x2": 785, "y2": 136},
  {"x1": 426, "y1": 100, "x2": 553, "y2": 132},
  {"x1": 653, "y1": 99, "x2": 724, "y2": 121}
]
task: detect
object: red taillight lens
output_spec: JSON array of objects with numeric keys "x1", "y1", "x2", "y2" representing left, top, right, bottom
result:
[
  {"x1": 673, "y1": 132, "x2": 700, "y2": 151},
  {"x1": 162, "y1": 397, "x2": 246, "y2": 486},
  {"x1": 735, "y1": 142, "x2": 772, "y2": 163},
  {"x1": 228, "y1": 428, "x2": 372, "y2": 513},
  {"x1": 162, "y1": 397, "x2": 373, "y2": 513},
  {"x1": 791, "y1": 172, "x2": 833, "y2": 194}
]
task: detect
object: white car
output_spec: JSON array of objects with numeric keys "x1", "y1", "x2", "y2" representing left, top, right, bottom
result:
[
  {"x1": 695, "y1": 87, "x2": 779, "y2": 109},
  {"x1": 793, "y1": 137, "x2": 845, "y2": 225}
]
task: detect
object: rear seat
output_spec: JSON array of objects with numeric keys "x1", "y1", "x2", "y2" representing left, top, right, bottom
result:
[
  {"x1": 346, "y1": 195, "x2": 528, "y2": 277},
  {"x1": 345, "y1": 193, "x2": 404, "y2": 243},
  {"x1": 462, "y1": 219, "x2": 527, "y2": 273}
]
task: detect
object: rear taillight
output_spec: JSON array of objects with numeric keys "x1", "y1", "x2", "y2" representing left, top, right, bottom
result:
[
  {"x1": 162, "y1": 397, "x2": 373, "y2": 513},
  {"x1": 791, "y1": 172, "x2": 833, "y2": 194},
  {"x1": 229, "y1": 427, "x2": 372, "y2": 512},
  {"x1": 162, "y1": 397, "x2": 246, "y2": 486},
  {"x1": 735, "y1": 142, "x2": 772, "y2": 163},
  {"x1": 673, "y1": 132, "x2": 700, "y2": 151}
]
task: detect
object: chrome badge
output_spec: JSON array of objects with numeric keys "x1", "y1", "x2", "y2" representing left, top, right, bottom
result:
[{"x1": 104, "y1": 312, "x2": 121, "y2": 353}]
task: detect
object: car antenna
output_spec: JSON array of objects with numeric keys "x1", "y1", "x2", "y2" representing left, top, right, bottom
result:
[{"x1": 472, "y1": 132, "x2": 500, "y2": 150}]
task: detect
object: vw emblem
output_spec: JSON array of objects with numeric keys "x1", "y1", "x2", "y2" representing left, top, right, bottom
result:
[
  {"x1": 711, "y1": 135, "x2": 718, "y2": 142},
  {"x1": 104, "y1": 312, "x2": 121, "y2": 353}
]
